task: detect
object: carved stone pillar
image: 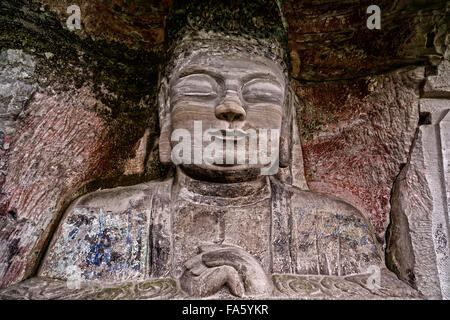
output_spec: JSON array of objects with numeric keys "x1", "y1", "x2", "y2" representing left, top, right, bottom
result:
[{"x1": 387, "y1": 48, "x2": 450, "y2": 299}]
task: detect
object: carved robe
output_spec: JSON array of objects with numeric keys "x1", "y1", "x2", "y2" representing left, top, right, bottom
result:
[{"x1": 39, "y1": 173, "x2": 382, "y2": 282}]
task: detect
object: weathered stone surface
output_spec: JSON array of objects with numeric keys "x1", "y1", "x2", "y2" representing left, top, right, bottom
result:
[
  {"x1": 441, "y1": 114, "x2": 450, "y2": 240},
  {"x1": 296, "y1": 67, "x2": 424, "y2": 244},
  {"x1": 436, "y1": 111, "x2": 450, "y2": 298},
  {"x1": 385, "y1": 129, "x2": 440, "y2": 299},
  {"x1": 0, "y1": 83, "x2": 112, "y2": 288},
  {"x1": 283, "y1": 0, "x2": 447, "y2": 81},
  {"x1": 273, "y1": 268, "x2": 422, "y2": 300},
  {"x1": 420, "y1": 98, "x2": 450, "y2": 121},
  {"x1": 0, "y1": 49, "x2": 36, "y2": 123},
  {"x1": 0, "y1": 277, "x2": 181, "y2": 300},
  {"x1": 386, "y1": 98, "x2": 450, "y2": 300},
  {"x1": 39, "y1": 181, "x2": 171, "y2": 282},
  {"x1": 0, "y1": 1, "x2": 165, "y2": 289},
  {"x1": 271, "y1": 178, "x2": 382, "y2": 276},
  {"x1": 39, "y1": 0, "x2": 170, "y2": 50},
  {"x1": 36, "y1": 0, "x2": 447, "y2": 82},
  {"x1": 423, "y1": 60, "x2": 450, "y2": 98},
  {"x1": 0, "y1": 49, "x2": 37, "y2": 199},
  {"x1": 0, "y1": 270, "x2": 422, "y2": 300},
  {"x1": 1, "y1": 0, "x2": 447, "y2": 300},
  {"x1": 0, "y1": 47, "x2": 125, "y2": 288},
  {"x1": 39, "y1": 169, "x2": 384, "y2": 297},
  {"x1": 124, "y1": 128, "x2": 150, "y2": 176}
]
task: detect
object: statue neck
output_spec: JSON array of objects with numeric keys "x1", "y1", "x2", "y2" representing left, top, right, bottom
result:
[{"x1": 173, "y1": 168, "x2": 271, "y2": 206}]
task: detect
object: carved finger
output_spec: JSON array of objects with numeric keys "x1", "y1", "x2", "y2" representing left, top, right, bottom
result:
[
  {"x1": 183, "y1": 254, "x2": 207, "y2": 276},
  {"x1": 190, "y1": 263, "x2": 208, "y2": 276},
  {"x1": 184, "y1": 253, "x2": 203, "y2": 269},
  {"x1": 202, "y1": 248, "x2": 250, "y2": 272},
  {"x1": 201, "y1": 265, "x2": 244, "y2": 297},
  {"x1": 198, "y1": 243, "x2": 229, "y2": 253},
  {"x1": 180, "y1": 265, "x2": 244, "y2": 297},
  {"x1": 202, "y1": 248, "x2": 273, "y2": 296}
]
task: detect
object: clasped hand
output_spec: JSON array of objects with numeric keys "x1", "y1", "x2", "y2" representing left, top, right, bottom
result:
[{"x1": 180, "y1": 244, "x2": 273, "y2": 297}]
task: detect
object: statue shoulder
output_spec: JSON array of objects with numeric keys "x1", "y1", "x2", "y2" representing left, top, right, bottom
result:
[
  {"x1": 270, "y1": 178, "x2": 382, "y2": 275},
  {"x1": 39, "y1": 178, "x2": 173, "y2": 281},
  {"x1": 71, "y1": 178, "x2": 173, "y2": 214},
  {"x1": 271, "y1": 178, "x2": 364, "y2": 219}
]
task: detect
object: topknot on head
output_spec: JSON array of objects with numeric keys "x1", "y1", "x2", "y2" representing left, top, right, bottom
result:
[{"x1": 162, "y1": 0, "x2": 290, "y2": 80}]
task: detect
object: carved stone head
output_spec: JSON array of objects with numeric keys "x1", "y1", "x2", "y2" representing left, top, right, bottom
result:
[{"x1": 157, "y1": 1, "x2": 298, "y2": 183}]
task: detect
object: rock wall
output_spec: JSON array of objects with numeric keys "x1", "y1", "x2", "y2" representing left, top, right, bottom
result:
[
  {"x1": 0, "y1": 0, "x2": 448, "y2": 293},
  {"x1": 0, "y1": 0, "x2": 167, "y2": 289},
  {"x1": 295, "y1": 68, "x2": 424, "y2": 244},
  {"x1": 284, "y1": 0, "x2": 448, "y2": 244},
  {"x1": 386, "y1": 39, "x2": 450, "y2": 299},
  {"x1": 0, "y1": 52, "x2": 112, "y2": 287}
]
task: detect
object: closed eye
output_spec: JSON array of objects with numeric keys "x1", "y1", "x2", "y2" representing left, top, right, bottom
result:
[
  {"x1": 242, "y1": 79, "x2": 283, "y2": 104},
  {"x1": 172, "y1": 73, "x2": 220, "y2": 99},
  {"x1": 181, "y1": 91, "x2": 218, "y2": 97}
]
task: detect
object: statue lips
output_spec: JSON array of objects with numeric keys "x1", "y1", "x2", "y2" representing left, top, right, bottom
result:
[
  {"x1": 207, "y1": 129, "x2": 248, "y2": 141},
  {"x1": 206, "y1": 129, "x2": 249, "y2": 167}
]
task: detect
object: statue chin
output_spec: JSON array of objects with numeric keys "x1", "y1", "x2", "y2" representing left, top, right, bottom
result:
[{"x1": 179, "y1": 164, "x2": 264, "y2": 183}]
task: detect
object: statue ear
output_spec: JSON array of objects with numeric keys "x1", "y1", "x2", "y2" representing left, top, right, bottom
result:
[
  {"x1": 279, "y1": 87, "x2": 293, "y2": 167},
  {"x1": 276, "y1": 86, "x2": 309, "y2": 190},
  {"x1": 158, "y1": 79, "x2": 172, "y2": 165}
]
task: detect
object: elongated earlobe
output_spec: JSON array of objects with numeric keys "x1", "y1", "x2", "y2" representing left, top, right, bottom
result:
[
  {"x1": 278, "y1": 86, "x2": 309, "y2": 190},
  {"x1": 159, "y1": 119, "x2": 172, "y2": 164},
  {"x1": 279, "y1": 88, "x2": 293, "y2": 167},
  {"x1": 158, "y1": 79, "x2": 172, "y2": 164}
]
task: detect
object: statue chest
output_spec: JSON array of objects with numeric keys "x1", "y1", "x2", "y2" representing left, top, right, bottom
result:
[{"x1": 169, "y1": 198, "x2": 273, "y2": 278}]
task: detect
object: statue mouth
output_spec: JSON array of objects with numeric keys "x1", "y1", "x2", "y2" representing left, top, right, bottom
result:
[
  {"x1": 213, "y1": 163, "x2": 244, "y2": 167},
  {"x1": 208, "y1": 129, "x2": 248, "y2": 141}
]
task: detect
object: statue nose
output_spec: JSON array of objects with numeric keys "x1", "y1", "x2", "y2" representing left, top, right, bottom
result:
[{"x1": 215, "y1": 98, "x2": 246, "y2": 122}]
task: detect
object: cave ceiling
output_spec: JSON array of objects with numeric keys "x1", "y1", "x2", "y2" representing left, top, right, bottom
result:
[{"x1": 37, "y1": 0, "x2": 448, "y2": 81}]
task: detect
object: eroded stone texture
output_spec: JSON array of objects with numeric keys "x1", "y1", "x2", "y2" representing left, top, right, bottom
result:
[
  {"x1": 0, "y1": 49, "x2": 36, "y2": 124},
  {"x1": 0, "y1": 271, "x2": 422, "y2": 300},
  {"x1": 124, "y1": 129, "x2": 150, "y2": 176},
  {"x1": 39, "y1": 181, "x2": 172, "y2": 282},
  {"x1": 270, "y1": 178, "x2": 382, "y2": 276},
  {"x1": 386, "y1": 97, "x2": 450, "y2": 300},
  {"x1": 39, "y1": 169, "x2": 387, "y2": 298},
  {"x1": 0, "y1": 277, "x2": 181, "y2": 300},
  {"x1": 0, "y1": 49, "x2": 37, "y2": 207},
  {"x1": 441, "y1": 114, "x2": 450, "y2": 238},
  {"x1": 296, "y1": 67, "x2": 424, "y2": 244},
  {"x1": 424, "y1": 60, "x2": 450, "y2": 98},
  {"x1": 0, "y1": 1, "x2": 165, "y2": 289},
  {"x1": 386, "y1": 128, "x2": 440, "y2": 299},
  {"x1": 1, "y1": 0, "x2": 447, "y2": 300},
  {"x1": 283, "y1": 0, "x2": 447, "y2": 81},
  {"x1": 0, "y1": 81, "x2": 112, "y2": 288},
  {"x1": 35, "y1": 0, "x2": 447, "y2": 82},
  {"x1": 39, "y1": 0, "x2": 170, "y2": 50},
  {"x1": 273, "y1": 268, "x2": 422, "y2": 300},
  {"x1": 0, "y1": 48, "x2": 115, "y2": 288}
]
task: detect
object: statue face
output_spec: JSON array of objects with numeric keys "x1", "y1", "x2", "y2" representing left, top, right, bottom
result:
[{"x1": 167, "y1": 53, "x2": 286, "y2": 182}]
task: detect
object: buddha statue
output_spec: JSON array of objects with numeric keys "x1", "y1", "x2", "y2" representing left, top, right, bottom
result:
[
  {"x1": 37, "y1": 2, "x2": 390, "y2": 298},
  {"x1": 38, "y1": 42, "x2": 384, "y2": 298}
]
